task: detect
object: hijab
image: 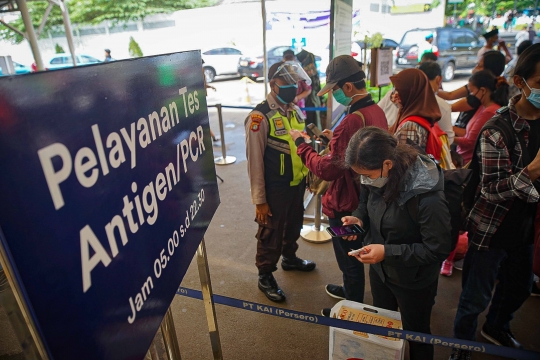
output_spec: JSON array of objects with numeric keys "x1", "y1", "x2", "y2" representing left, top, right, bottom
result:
[{"x1": 389, "y1": 68, "x2": 441, "y2": 134}]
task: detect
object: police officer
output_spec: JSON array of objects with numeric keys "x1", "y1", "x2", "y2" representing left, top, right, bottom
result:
[{"x1": 245, "y1": 61, "x2": 316, "y2": 302}]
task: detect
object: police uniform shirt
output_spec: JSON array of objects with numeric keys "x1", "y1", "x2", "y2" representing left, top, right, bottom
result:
[{"x1": 245, "y1": 94, "x2": 305, "y2": 205}]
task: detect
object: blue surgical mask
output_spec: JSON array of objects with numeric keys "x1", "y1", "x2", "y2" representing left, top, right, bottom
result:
[
  {"x1": 523, "y1": 78, "x2": 540, "y2": 109},
  {"x1": 333, "y1": 88, "x2": 352, "y2": 106}
]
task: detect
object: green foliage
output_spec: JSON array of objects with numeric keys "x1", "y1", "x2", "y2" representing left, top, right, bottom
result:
[
  {"x1": 55, "y1": 43, "x2": 65, "y2": 54},
  {"x1": 0, "y1": 0, "x2": 218, "y2": 43},
  {"x1": 128, "y1": 36, "x2": 143, "y2": 57},
  {"x1": 445, "y1": 0, "x2": 539, "y2": 17},
  {"x1": 369, "y1": 33, "x2": 384, "y2": 48}
]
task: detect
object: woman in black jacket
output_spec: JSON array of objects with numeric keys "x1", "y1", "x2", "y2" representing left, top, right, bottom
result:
[{"x1": 342, "y1": 126, "x2": 451, "y2": 360}]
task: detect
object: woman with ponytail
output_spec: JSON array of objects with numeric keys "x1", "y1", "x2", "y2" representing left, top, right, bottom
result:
[
  {"x1": 453, "y1": 70, "x2": 510, "y2": 164},
  {"x1": 342, "y1": 126, "x2": 451, "y2": 360}
]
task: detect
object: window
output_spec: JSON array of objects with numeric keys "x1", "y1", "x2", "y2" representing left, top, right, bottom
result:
[
  {"x1": 382, "y1": 4, "x2": 392, "y2": 13},
  {"x1": 225, "y1": 48, "x2": 242, "y2": 55},
  {"x1": 438, "y1": 31, "x2": 452, "y2": 48},
  {"x1": 463, "y1": 32, "x2": 478, "y2": 46},
  {"x1": 370, "y1": 3, "x2": 380, "y2": 12},
  {"x1": 272, "y1": 47, "x2": 290, "y2": 57},
  {"x1": 203, "y1": 48, "x2": 225, "y2": 55},
  {"x1": 81, "y1": 56, "x2": 99, "y2": 64},
  {"x1": 50, "y1": 57, "x2": 63, "y2": 65},
  {"x1": 63, "y1": 56, "x2": 73, "y2": 64},
  {"x1": 451, "y1": 31, "x2": 466, "y2": 45},
  {"x1": 400, "y1": 30, "x2": 434, "y2": 47}
]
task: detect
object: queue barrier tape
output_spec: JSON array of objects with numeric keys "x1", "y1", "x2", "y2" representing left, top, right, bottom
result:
[
  {"x1": 176, "y1": 287, "x2": 540, "y2": 360},
  {"x1": 208, "y1": 104, "x2": 327, "y2": 112}
]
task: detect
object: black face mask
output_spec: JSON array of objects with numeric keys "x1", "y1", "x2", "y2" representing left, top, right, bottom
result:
[
  {"x1": 466, "y1": 92, "x2": 482, "y2": 109},
  {"x1": 276, "y1": 84, "x2": 298, "y2": 104}
]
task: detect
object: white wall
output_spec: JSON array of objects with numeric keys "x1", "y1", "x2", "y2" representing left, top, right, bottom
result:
[{"x1": 353, "y1": 0, "x2": 446, "y2": 43}]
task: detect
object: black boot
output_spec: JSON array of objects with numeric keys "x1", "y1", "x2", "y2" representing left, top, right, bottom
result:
[
  {"x1": 258, "y1": 273, "x2": 286, "y2": 302},
  {"x1": 281, "y1": 256, "x2": 316, "y2": 272}
]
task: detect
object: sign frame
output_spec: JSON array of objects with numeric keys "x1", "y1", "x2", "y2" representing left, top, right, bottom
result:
[
  {"x1": 0, "y1": 50, "x2": 220, "y2": 360},
  {"x1": 369, "y1": 47, "x2": 393, "y2": 88}
]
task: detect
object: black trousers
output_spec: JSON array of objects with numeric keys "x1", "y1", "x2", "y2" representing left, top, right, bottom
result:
[
  {"x1": 369, "y1": 267, "x2": 438, "y2": 360},
  {"x1": 255, "y1": 183, "x2": 304, "y2": 274},
  {"x1": 328, "y1": 211, "x2": 365, "y2": 302}
]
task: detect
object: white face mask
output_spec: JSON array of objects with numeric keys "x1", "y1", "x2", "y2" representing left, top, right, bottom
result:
[{"x1": 360, "y1": 175, "x2": 388, "y2": 188}]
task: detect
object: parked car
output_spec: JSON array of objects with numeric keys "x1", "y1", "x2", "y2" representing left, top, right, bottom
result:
[
  {"x1": 46, "y1": 53, "x2": 102, "y2": 70},
  {"x1": 395, "y1": 27, "x2": 484, "y2": 81},
  {"x1": 0, "y1": 61, "x2": 32, "y2": 76},
  {"x1": 201, "y1": 47, "x2": 243, "y2": 83},
  {"x1": 238, "y1": 45, "x2": 321, "y2": 80}
]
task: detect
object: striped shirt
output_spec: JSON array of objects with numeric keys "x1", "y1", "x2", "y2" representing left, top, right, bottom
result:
[{"x1": 467, "y1": 95, "x2": 540, "y2": 249}]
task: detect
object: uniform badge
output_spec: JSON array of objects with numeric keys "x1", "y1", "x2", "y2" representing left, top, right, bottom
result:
[
  {"x1": 250, "y1": 122, "x2": 260, "y2": 132},
  {"x1": 273, "y1": 118, "x2": 285, "y2": 130},
  {"x1": 251, "y1": 114, "x2": 264, "y2": 123},
  {"x1": 273, "y1": 118, "x2": 288, "y2": 136}
]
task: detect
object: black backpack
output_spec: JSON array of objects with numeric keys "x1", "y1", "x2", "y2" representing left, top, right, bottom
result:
[
  {"x1": 407, "y1": 107, "x2": 516, "y2": 251},
  {"x1": 406, "y1": 162, "x2": 472, "y2": 251}
]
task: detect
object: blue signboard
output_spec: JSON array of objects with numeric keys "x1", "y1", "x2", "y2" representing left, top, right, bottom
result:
[{"x1": 0, "y1": 51, "x2": 219, "y2": 359}]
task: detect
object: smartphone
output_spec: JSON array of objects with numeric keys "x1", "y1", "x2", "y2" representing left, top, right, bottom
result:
[
  {"x1": 306, "y1": 123, "x2": 329, "y2": 145},
  {"x1": 326, "y1": 224, "x2": 365, "y2": 237}
]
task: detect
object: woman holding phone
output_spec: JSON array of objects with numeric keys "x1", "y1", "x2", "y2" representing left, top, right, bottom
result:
[
  {"x1": 342, "y1": 126, "x2": 451, "y2": 360},
  {"x1": 289, "y1": 56, "x2": 388, "y2": 314}
]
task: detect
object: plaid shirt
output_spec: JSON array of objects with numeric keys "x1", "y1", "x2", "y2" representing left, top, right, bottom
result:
[
  {"x1": 467, "y1": 95, "x2": 540, "y2": 249},
  {"x1": 395, "y1": 121, "x2": 428, "y2": 150}
]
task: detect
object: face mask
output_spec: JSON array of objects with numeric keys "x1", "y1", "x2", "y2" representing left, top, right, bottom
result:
[
  {"x1": 523, "y1": 78, "x2": 540, "y2": 109},
  {"x1": 276, "y1": 84, "x2": 298, "y2": 104},
  {"x1": 360, "y1": 168, "x2": 388, "y2": 188},
  {"x1": 466, "y1": 91, "x2": 482, "y2": 109},
  {"x1": 333, "y1": 88, "x2": 352, "y2": 106},
  {"x1": 360, "y1": 175, "x2": 388, "y2": 188}
]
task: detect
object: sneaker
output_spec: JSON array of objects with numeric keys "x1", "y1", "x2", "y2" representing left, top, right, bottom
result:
[
  {"x1": 481, "y1": 323, "x2": 523, "y2": 349},
  {"x1": 440, "y1": 259, "x2": 454, "y2": 276},
  {"x1": 531, "y1": 282, "x2": 540, "y2": 297},
  {"x1": 453, "y1": 259, "x2": 464, "y2": 271},
  {"x1": 449, "y1": 348, "x2": 471, "y2": 360},
  {"x1": 325, "y1": 284, "x2": 346, "y2": 300},
  {"x1": 321, "y1": 308, "x2": 331, "y2": 317}
]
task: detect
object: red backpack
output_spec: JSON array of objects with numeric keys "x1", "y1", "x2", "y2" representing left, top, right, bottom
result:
[{"x1": 398, "y1": 115, "x2": 443, "y2": 160}]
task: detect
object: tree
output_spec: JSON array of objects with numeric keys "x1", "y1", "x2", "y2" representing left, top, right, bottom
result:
[
  {"x1": 128, "y1": 36, "x2": 143, "y2": 57},
  {"x1": 55, "y1": 43, "x2": 65, "y2": 53},
  {"x1": 445, "y1": 0, "x2": 538, "y2": 18},
  {"x1": 0, "y1": 0, "x2": 218, "y2": 43}
]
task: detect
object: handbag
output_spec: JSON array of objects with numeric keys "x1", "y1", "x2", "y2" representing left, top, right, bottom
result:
[{"x1": 306, "y1": 146, "x2": 330, "y2": 195}]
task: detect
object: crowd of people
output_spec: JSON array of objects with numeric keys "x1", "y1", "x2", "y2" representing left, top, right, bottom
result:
[{"x1": 243, "y1": 42, "x2": 540, "y2": 360}]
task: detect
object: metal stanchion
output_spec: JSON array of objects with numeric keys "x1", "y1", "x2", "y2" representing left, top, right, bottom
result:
[
  {"x1": 301, "y1": 141, "x2": 332, "y2": 243},
  {"x1": 213, "y1": 104, "x2": 236, "y2": 165},
  {"x1": 160, "y1": 307, "x2": 182, "y2": 360},
  {"x1": 196, "y1": 238, "x2": 223, "y2": 360}
]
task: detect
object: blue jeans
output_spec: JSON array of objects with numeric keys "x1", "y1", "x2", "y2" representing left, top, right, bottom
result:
[
  {"x1": 328, "y1": 211, "x2": 365, "y2": 303},
  {"x1": 453, "y1": 244, "x2": 533, "y2": 340}
]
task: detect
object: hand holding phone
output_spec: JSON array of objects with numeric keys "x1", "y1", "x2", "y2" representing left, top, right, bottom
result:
[
  {"x1": 326, "y1": 224, "x2": 365, "y2": 238},
  {"x1": 307, "y1": 123, "x2": 329, "y2": 145},
  {"x1": 348, "y1": 247, "x2": 370, "y2": 256}
]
